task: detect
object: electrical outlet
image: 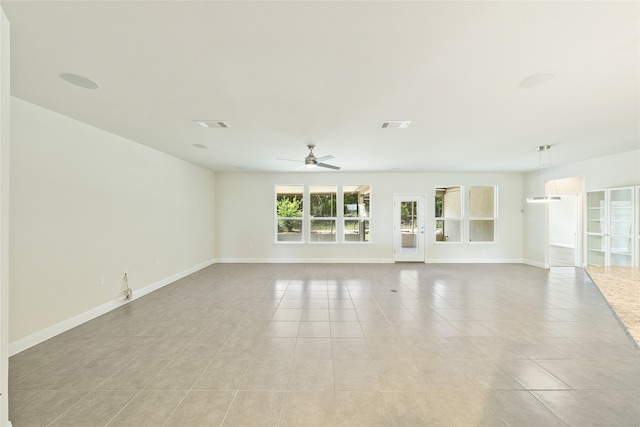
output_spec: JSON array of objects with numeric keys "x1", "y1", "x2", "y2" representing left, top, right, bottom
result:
[
  {"x1": 99, "y1": 276, "x2": 105, "y2": 286},
  {"x1": 156, "y1": 259, "x2": 160, "y2": 267}
]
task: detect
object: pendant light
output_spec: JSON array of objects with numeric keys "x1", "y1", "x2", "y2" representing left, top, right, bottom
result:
[{"x1": 527, "y1": 145, "x2": 561, "y2": 203}]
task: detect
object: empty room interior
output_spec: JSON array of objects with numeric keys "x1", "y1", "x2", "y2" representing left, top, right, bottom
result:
[{"x1": 0, "y1": 1, "x2": 639, "y2": 426}]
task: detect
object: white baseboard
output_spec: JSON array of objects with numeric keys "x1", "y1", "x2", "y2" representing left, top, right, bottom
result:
[
  {"x1": 523, "y1": 259, "x2": 548, "y2": 269},
  {"x1": 8, "y1": 259, "x2": 215, "y2": 356},
  {"x1": 216, "y1": 257, "x2": 525, "y2": 265},
  {"x1": 549, "y1": 242, "x2": 575, "y2": 249},
  {"x1": 425, "y1": 258, "x2": 523, "y2": 264},
  {"x1": 215, "y1": 258, "x2": 394, "y2": 264}
]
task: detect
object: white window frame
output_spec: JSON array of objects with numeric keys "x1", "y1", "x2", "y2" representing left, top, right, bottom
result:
[
  {"x1": 468, "y1": 185, "x2": 497, "y2": 243},
  {"x1": 275, "y1": 184, "x2": 305, "y2": 244},
  {"x1": 343, "y1": 185, "x2": 372, "y2": 244},
  {"x1": 309, "y1": 185, "x2": 338, "y2": 244},
  {"x1": 434, "y1": 185, "x2": 464, "y2": 244}
]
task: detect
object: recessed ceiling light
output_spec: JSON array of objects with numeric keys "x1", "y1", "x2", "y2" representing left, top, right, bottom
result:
[
  {"x1": 518, "y1": 72, "x2": 555, "y2": 89},
  {"x1": 194, "y1": 120, "x2": 229, "y2": 128},
  {"x1": 192, "y1": 144, "x2": 208, "y2": 149},
  {"x1": 381, "y1": 121, "x2": 411, "y2": 129},
  {"x1": 59, "y1": 72, "x2": 99, "y2": 89}
]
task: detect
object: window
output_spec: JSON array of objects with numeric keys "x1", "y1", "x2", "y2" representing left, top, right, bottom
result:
[
  {"x1": 310, "y1": 186, "x2": 337, "y2": 242},
  {"x1": 275, "y1": 184, "x2": 372, "y2": 244},
  {"x1": 344, "y1": 185, "x2": 371, "y2": 242},
  {"x1": 435, "y1": 186, "x2": 462, "y2": 243},
  {"x1": 469, "y1": 186, "x2": 496, "y2": 242},
  {"x1": 276, "y1": 185, "x2": 303, "y2": 242}
]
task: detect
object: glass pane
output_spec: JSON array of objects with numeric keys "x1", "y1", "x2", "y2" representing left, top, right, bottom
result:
[
  {"x1": 611, "y1": 236, "x2": 632, "y2": 255},
  {"x1": 610, "y1": 189, "x2": 633, "y2": 245},
  {"x1": 276, "y1": 185, "x2": 303, "y2": 217},
  {"x1": 469, "y1": 186, "x2": 495, "y2": 218},
  {"x1": 310, "y1": 219, "x2": 337, "y2": 242},
  {"x1": 310, "y1": 186, "x2": 337, "y2": 217},
  {"x1": 436, "y1": 219, "x2": 462, "y2": 242},
  {"x1": 610, "y1": 219, "x2": 632, "y2": 236},
  {"x1": 586, "y1": 191, "x2": 605, "y2": 235},
  {"x1": 587, "y1": 219, "x2": 605, "y2": 234},
  {"x1": 344, "y1": 219, "x2": 369, "y2": 242},
  {"x1": 277, "y1": 219, "x2": 303, "y2": 242},
  {"x1": 344, "y1": 185, "x2": 370, "y2": 218},
  {"x1": 435, "y1": 186, "x2": 461, "y2": 218},
  {"x1": 587, "y1": 234, "x2": 604, "y2": 252},
  {"x1": 588, "y1": 249, "x2": 605, "y2": 266},
  {"x1": 611, "y1": 252, "x2": 632, "y2": 266},
  {"x1": 587, "y1": 190, "x2": 605, "y2": 209},
  {"x1": 276, "y1": 185, "x2": 303, "y2": 242},
  {"x1": 401, "y1": 201, "x2": 418, "y2": 249},
  {"x1": 469, "y1": 220, "x2": 494, "y2": 242}
]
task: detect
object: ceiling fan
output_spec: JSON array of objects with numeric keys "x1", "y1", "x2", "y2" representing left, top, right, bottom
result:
[{"x1": 278, "y1": 144, "x2": 341, "y2": 170}]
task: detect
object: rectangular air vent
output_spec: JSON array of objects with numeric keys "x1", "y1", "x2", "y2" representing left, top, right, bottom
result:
[
  {"x1": 194, "y1": 120, "x2": 229, "y2": 128},
  {"x1": 381, "y1": 120, "x2": 411, "y2": 129}
]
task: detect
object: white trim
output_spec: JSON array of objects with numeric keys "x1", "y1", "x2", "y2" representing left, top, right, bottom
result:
[
  {"x1": 549, "y1": 242, "x2": 575, "y2": 249},
  {"x1": 216, "y1": 257, "x2": 393, "y2": 264},
  {"x1": 523, "y1": 258, "x2": 548, "y2": 269},
  {"x1": 426, "y1": 258, "x2": 523, "y2": 264},
  {"x1": 8, "y1": 259, "x2": 215, "y2": 356}
]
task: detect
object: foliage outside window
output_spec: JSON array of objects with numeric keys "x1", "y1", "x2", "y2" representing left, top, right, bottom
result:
[
  {"x1": 400, "y1": 200, "x2": 419, "y2": 250},
  {"x1": 276, "y1": 185, "x2": 303, "y2": 242},
  {"x1": 310, "y1": 186, "x2": 337, "y2": 242},
  {"x1": 435, "y1": 186, "x2": 463, "y2": 243},
  {"x1": 344, "y1": 185, "x2": 371, "y2": 242},
  {"x1": 469, "y1": 186, "x2": 496, "y2": 242}
]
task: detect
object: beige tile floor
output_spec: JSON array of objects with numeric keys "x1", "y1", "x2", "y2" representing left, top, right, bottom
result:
[{"x1": 8, "y1": 264, "x2": 640, "y2": 426}]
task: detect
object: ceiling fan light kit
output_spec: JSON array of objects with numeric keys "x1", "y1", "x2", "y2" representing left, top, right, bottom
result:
[{"x1": 526, "y1": 144, "x2": 561, "y2": 204}]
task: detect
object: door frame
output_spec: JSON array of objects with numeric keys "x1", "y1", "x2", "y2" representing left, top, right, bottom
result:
[{"x1": 393, "y1": 194, "x2": 426, "y2": 262}]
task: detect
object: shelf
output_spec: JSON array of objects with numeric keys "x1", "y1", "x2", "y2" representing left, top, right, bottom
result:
[{"x1": 586, "y1": 188, "x2": 636, "y2": 266}]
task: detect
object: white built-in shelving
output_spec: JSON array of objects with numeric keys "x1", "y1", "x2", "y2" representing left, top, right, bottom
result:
[{"x1": 586, "y1": 187, "x2": 635, "y2": 266}]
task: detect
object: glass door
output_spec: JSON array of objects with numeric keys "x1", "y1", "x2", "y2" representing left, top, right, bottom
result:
[
  {"x1": 586, "y1": 190, "x2": 606, "y2": 266},
  {"x1": 393, "y1": 195, "x2": 425, "y2": 262},
  {"x1": 609, "y1": 187, "x2": 634, "y2": 266}
]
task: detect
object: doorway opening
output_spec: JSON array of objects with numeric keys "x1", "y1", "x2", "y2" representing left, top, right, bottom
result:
[{"x1": 546, "y1": 176, "x2": 584, "y2": 267}]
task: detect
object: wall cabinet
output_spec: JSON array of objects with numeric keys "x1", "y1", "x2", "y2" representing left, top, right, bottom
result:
[{"x1": 586, "y1": 187, "x2": 635, "y2": 266}]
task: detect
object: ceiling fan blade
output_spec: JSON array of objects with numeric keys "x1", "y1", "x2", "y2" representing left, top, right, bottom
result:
[
  {"x1": 315, "y1": 154, "x2": 334, "y2": 162},
  {"x1": 317, "y1": 163, "x2": 341, "y2": 170},
  {"x1": 277, "y1": 158, "x2": 303, "y2": 163}
]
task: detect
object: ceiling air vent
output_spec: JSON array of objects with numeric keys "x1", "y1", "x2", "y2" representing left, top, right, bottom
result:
[
  {"x1": 381, "y1": 120, "x2": 411, "y2": 129},
  {"x1": 194, "y1": 120, "x2": 230, "y2": 128}
]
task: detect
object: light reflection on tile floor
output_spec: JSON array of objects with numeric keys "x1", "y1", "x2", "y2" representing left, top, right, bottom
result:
[{"x1": 9, "y1": 264, "x2": 640, "y2": 426}]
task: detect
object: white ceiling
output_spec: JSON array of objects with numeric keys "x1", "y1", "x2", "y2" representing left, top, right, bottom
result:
[{"x1": 3, "y1": 1, "x2": 639, "y2": 173}]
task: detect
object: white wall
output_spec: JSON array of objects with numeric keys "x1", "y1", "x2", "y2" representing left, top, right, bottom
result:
[
  {"x1": 0, "y1": 7, "x2": 10, "y2": 426},
  {"x1": 522, "y1": 150, "x2": 640, "y2": 267},
  {"x1": 215, "y1": 171, "x2": 523, "y2": 263},
  {"x1": 9, "y1": 98, "x2": 216, "y2": 352},
  {"x1": 549, "y1": 196, "x2": 578, "y2": 247}
]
